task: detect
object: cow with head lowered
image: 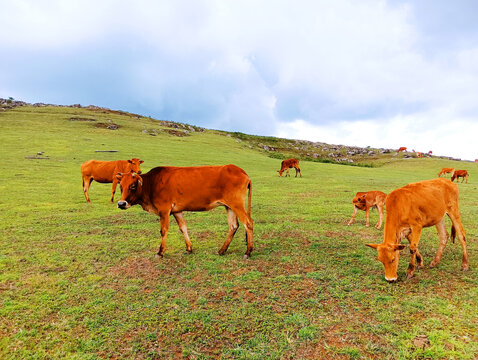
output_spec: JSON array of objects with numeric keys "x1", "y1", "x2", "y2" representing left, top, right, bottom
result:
[
  {"x1": 81, "y1": 158, "x2": 143, "y2": 203},
  {"x1": 347, "y1": 191, "x2": 387, "y2": 229},
  {"x1": 116, "y1": 164, "x2": 253, "y2": 258},
  {"x1": 278, "y1": 158, "x2": 302, "y2": 177},
  {"x1": 366, "y1": 178, "x2": 468, "y2": 282},
  {"x1": 451, "y1": 170, "x2": 469, "y2": 183}
]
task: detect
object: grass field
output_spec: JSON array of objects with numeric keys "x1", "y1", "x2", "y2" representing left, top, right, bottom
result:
[{"x1": 0, "y1": 106, "x2": 477, "y2": 359}]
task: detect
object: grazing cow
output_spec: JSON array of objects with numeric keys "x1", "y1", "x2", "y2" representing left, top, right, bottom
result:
[
  {"x1": 438, "y1": 168, "x2": 455, "y2": 178},
  {"x1": 81, "y1": 158, "x2": 143, "y2": 203},
  {"x1": 278, "y1": 158, "x2": 302, "y2": 177},
  {"x1": 416, "y1": 152, "x2": 423, "y2": 158},
  {"x1": 451, "y1": 170, "x2": 469, "y2": 183},
  {"x1": 347, "y1": 191, "x2": 387, "y2": 229},
  {"x1": 116, "y1": 165, "x2": 253, "y2": 258},
  {"x1": 366, "y1": 178, "x2": 468, "y2": 282},
  {"x1": 397, "y1": 147, "x2": 407, "y2": 153},
  {"x1": 427, "y1": 150, "x2": 433, "y2": 155}
]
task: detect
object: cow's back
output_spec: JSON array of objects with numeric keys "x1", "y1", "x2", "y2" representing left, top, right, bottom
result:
[
  {"x1": 148, "y1": 164, "x2": 249, "y2": 200},
  {"x1": 81, "y1": 160, "x2": 123, "y2": 183},
  {"x1": 386, "y1": 178, "x2": 458, "y2": 227}
]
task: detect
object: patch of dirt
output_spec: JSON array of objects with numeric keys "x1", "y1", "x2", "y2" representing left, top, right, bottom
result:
[
  {"x1": 94, "y1": 122, "x2": 120, "y2": 130},
  {"x1": 69, "y1": 117, "x2": 96, "y2": 122},
  {"x1": 165, "y1": 129, "x2": 189, "y2": 137},
  {"x1": 109, "y1": 257, "x2": 162, "y2": 281}
]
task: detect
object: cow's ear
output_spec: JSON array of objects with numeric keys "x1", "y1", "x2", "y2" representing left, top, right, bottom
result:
[
  {"x1": 366, "y1": 243, "x2": 379, "y2": 249},
  {"x1": 392, "y1": 244, "x2": 406, "y2": 251},
  {"x1": 140, "y1": 160, "x2": 144, "y2": 164},
  {"x1": 128, "y1": 159, "x2": 133, "y2": 164},
  {"x1": 115, "y1": 172, "x2": 123, "y2": 180}
]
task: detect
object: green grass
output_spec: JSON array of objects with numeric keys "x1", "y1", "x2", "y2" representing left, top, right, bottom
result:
[{"x1": 0, "y1": 106, "x2": 477, "y2": 359}]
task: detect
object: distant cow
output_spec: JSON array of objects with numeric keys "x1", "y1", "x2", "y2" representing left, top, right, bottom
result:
[
  {"x1": 366, "y1": 178, "x2": 468, "y2": 282},
  {"x1": 278, "y1": 158, "x2": 301, "y2": 177},
  {"x1": 438, "y1": 168, "x2": 454, "y2": 178},
  {"x1": 451, "y1": 170, "x2": 469, "y2": 183},
  {"x1": 415, "y1": 152, "x2": 423, "y2": 158},
  {"x1": 116, "y1": 165, "x2": 253, "y2": 258},
  {"x1": 347, "y1": 191, "x2": 387, "y2": 229},
  {"x1": 81, "y1": 158, "x2": 143, "y2": 203},
  {"x1": 397, "y1": 147, "x2": 407, "y2": 153}
]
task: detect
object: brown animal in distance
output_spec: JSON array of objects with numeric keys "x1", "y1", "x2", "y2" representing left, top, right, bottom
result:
[
  {"x1": 438, "y1": 168, "x2": 455, "y2": 178},
  {"x1": 397, "y1": 147, "x2": 407, "y2": 153},
  {"x1": 81, "y1": 158, "x2": 143, "y2": 203},
  {"x1": 347, "y1": 191, "x2": 387, "y2": 229},
  {"x1": 366, "y1": 178, "x2": 468, "y2": 282},
  {"x1": 278, "y1": 158, "x2": 302, "y2": 177},
  {"x1": 451, "y1": 170, "x2": 469, "y2": 183},
  {"x1": 116, "y1": 164, "x2": 253, "y2": 258}
]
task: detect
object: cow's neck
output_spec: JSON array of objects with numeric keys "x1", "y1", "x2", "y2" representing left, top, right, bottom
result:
[{"x1": 137, "y1": 174, "x2": 156, "y2": 214}]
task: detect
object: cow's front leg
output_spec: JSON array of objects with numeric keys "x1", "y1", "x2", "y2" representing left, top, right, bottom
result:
[
  {"x1": 157, "y1": 211, "x2": 170, "y2": 257},
  {"x1": 110, "y1": 179, "x2": 118, "y2": 203},
  {"x1": 347, "y1": 206, "x2": 359, "y2": 226},
  {"x1": 406, "y1": 227, "x2": 422, "y2": 279},
  {"x1": 173, "y1": 212, "x2": 193, "y2": 253}
]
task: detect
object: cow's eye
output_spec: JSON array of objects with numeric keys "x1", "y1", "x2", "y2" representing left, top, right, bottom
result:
[{"x1": 130, "y1": 185, "x2": 136, "y2": 191}]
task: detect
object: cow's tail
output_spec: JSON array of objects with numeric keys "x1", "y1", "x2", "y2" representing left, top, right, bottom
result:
[
  {"x1": 247, "y1": 180, "x2": 252, "y2": 217},
  {"x1": 451, "y1": 225, "x2": 456, "y2": 244}
]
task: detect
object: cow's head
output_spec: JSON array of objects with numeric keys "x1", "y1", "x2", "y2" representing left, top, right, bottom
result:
[
  {"x1": 278, "y1": 170, "x2": 284, "y2": 177},
  {"x1": 127, "y1": 158, "x2": 144, "y2": 174},
  {"x1": 366, "y1": 243, "x2": 406, "y2": 282},
  {"x1": 352, "y1": 193, "x2": 367, "y2": 209},
  {"x1": 116, "y1": 171, "x2": 143, "y2": 210}
]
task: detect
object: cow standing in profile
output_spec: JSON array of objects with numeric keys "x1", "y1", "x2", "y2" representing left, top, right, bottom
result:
[
  {"x1": 81, "y1": 158, "x2": 143, "y2": 203},
  {"x1": 366, "y1": 178, "x2": 468, "y2": 282},
  {"x1": 347, "y1": 191, "x2": 387, "y2": 229},
  {"x1": 278, "y1": 158, "x2": 302, "y2": 177},
  {"x1": 116, "y1": 164, "x2": 253, "y2": 258},
  {"x1": 451, "y1": 170, "x2": 469, "y2": 183},
  {"x1": 438, "y1": 168, "x2": 455, "y2": 178}
]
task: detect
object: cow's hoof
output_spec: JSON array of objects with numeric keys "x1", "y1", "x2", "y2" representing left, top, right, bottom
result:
[
  {"x1": 185, "y1": 250, "x2": 193, "y2": 254},
  {"x1": 243, "y1": 254, "x2": 250, "y2": 260},
  {"x1": 218, "y1": 250, "x2": 225, "y2": 256},
  {"x1": 462, "y1": 265, "x2": 469, "y2": 271},
  {"x1": 429, "y1": 262, "x2": 437, "y2": 268},
  {"x1": 406, "y1": 272, "x2": 414, "y2": 280},
  {"x1": 155, "y1": 253, "x2": 164, "y2": 259}
]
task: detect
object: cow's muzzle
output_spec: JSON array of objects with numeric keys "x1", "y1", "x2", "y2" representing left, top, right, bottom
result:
[{"x1": 117, "y1": 201, "x2": 129, "y2": 210}]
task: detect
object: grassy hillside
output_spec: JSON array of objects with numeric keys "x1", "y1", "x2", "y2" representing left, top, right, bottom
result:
[{"x1": 0, "y1": 105, "x2": 477, "y2": 359}]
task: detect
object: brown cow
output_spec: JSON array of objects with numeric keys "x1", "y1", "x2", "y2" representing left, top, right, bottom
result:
[
  {"x1": 347, "y1": 191, "x2": 387, "y2": 229},
  {"x1": 278, "y1": 158, "x2": 301, "y2": 177},
  {"x1": 116, "y1": 165, "x2": 253, "y2": 258},
  {"x1": 366, "y1": 178, "x2": 468, "y2": 282},
  {"x1": 81, "y1": 158, "x2": 143, "y2": 203},
  {"x1": 451, "y1": 170, "x2": 469, "y2": 183},
  {"x1": 397, "y1": 147, "x2": 407, "y2": 153},
  {"x1": 438, "y1": 168, "x2": 455, "y2": 177}
]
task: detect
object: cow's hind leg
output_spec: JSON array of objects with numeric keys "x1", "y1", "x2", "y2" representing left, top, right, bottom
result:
[
  {"x1": 83, "y1": 176, "x2": 93, "y2": 203},
  {"x1": 376, "y1": 204, "x2": 384, "y2": 230},
  {"x1": 218, "y1": 207, "x2": 239, "y2": 256},
  {"x1": 447, "y1": 210, "x2": 469, "y2": 270},
  {"x1": 228, "y1": 205, "x2": 253, "y2": 259},
  {"x1": 173, "y1": 212, "x2": 193, "y2": 253},
  {"x1": 406, "y1": 226, "x2": 423, "y2": 279},
  {"x1": 429, "y1": 218, "x2": 448, "y2": 268}
]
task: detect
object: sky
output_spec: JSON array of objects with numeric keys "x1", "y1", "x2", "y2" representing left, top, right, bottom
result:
[{"x1": 2, "y1": 0, "x2": 478, "y2": 160}]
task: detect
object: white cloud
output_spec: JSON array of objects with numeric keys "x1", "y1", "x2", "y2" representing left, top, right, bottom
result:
[
  {"x1": 275, "y1": 109, "x2": 478, "y2": 161},
  {"x1": 2, "y1": 1, "x2": 478, "y2": 160}
]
